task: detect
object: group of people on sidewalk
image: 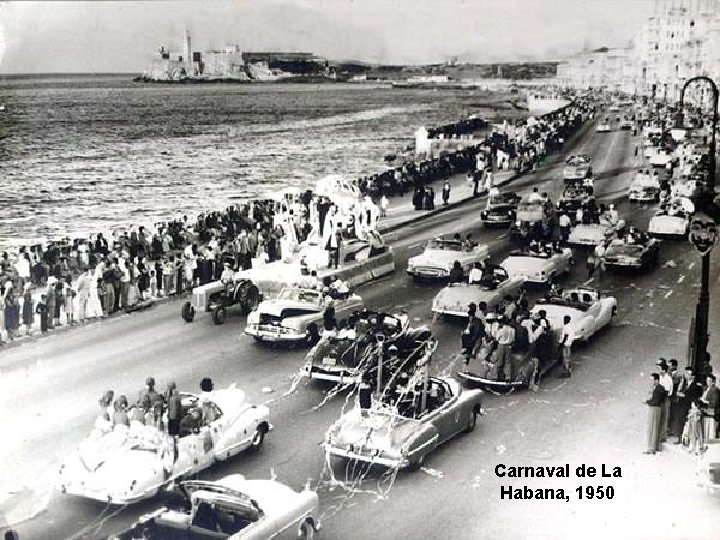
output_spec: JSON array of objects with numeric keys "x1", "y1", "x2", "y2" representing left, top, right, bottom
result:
[{"x1": 645, "y1": 358, "x2": 719, "y2": 455}]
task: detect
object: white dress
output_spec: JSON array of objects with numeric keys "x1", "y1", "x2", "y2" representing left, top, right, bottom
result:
[{"x1": 86, "y1": 267, "x2": 104, "y2": 319}]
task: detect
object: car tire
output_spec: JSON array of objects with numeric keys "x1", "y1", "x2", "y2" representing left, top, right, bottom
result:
[
  {"x1": 407, "y1": 453, "x2": 426, "y2": 472},
  {"x1": 465, "y1": 413, "x2": 477, "y2": 433},
  {"x1": 241, "y1": 286, "x2": 260, "y2": 315},
  {"x1": 181, "y1": 302, "x2": 195, "y2": 323},
  {"x1": 251, "y1": 425, "x2": 267, "y2": 449},
  {"x1": 212, "y1": 306, "x2": 227, "y2": 325}
]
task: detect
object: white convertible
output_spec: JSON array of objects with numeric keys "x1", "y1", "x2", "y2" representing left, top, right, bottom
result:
[
  {"x1": 59, "y1": 386, "x2": 271, "y2": 505},
  {"x1": 628, "y1": 173, "x2": 661, "y2": 203},
  {"x1": 407, "y1": 238, "x2": 489, "y2": 280},
  {"x1": 568, "y1": 219, "x2": 620, "y2": 246},
  {"x1": 530, "y1": 288, "x2": 617, "y2": 343},
  {"x1": 500, "y1": 246, "x2": 573, "y2": 285},
  {"x1": 648, "y1": 198, "x2": 693, "y2": 238},
  {"x1": 431, "y1": 268, "x2": 525, "y2": 318}
]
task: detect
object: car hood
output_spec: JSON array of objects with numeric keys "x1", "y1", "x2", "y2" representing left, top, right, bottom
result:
[
  {"x1": 502, "y1": 256, "x2": 548, "y2": 275},
  {"x1": 235, "y1": 479, "x2": 308, "y2": 516},
  {"x1": 257, "y1": 300, "x2": 320, "y2": 317},
  {"x1": 569, "y1": 224, "x2": 612, "y2": 241},
  {"x1": 649, "y1": 215, "x2": 686, "y2": 230},
  {"x1": 329, "y1": 410, "x2": 421, "y2": 453},
  {"x1": 409, "y1": 251, "x2": 462, "y2": 267},
  {"x1": 434, "y1": 283, "x2": 502, "y2": 307}
]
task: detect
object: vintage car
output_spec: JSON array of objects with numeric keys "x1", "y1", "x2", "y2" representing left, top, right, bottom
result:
[
  {"x1": 603, "y1": 237, "x2": 660, "y2": 271},
  {"x1": 509, "y1": 200, "x2": 557, "y2": 242},
  {"x1": 110, "y1": 475, "x2": 319, "y2": 540},
  {"x1": 245, "y1": 287, "x2": 363, "y2": 345},
  {"x1": 324, "y1": 376, "x2": 482, "y2": 470},
  {"x1": 530, "y1": 288, "x2": 617, "y2": 343},
  {"x1": 480, "y1": 189, "x2": 520, "y2": 227},
  {"x1": 628, "y1": 175, "x2": 661, "y2": 203},
  {"x1": 456, "y1": 325, "x2": 561, "y2": 392},
  {"x1": 500, "y1": 246, "x2": 573, "y2": 285},
  {"x1": 431, "y1": 267, "x2": 525, "y2": 318},
  {"x1": 649, "y1": 148, "x2": 675, "y2": 168},
  {"x1": 299, "y1": 229, "x2": 390, "y2": 273},
  {"x1": 59, "y1": 386, "x2": 271, "y2": 505},
  {"x1": 557, "y1": 185, "x2": 595, "y2": 214},
  {"x1": 563, "y1": 155, "x2": 593, "y2": 181},
  {"x1": 619, "y1": 117, "x2": 633, "y2": 130},
  {"x1": 567, "y1": 219, "x2": 619, "y2": 246},
  {"x1": 672, "y1": 179, "x2": 705, "y2": 200},
  {"x1": 406, "y1": 238, "x2": 489, "y2": 281},
  {"x1": 697, "y1": 440, "x2": 720, "y2": 495},
  {"x1": 302, "y1": 312, "x2": 433, "y2": 385},
  {"x1": 182, "y1": 279, "x2": 261, "y2": 325},
  {"x1": 596, "y1": 121, "x2": 611, "y2": 133},
  {"x1": 648, "y1": 201, "x2": 692, "y2": 238}
]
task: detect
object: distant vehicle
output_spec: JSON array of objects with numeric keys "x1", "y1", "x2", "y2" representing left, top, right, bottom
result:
[
  {"x1": 596, "y1": 122, "x2": 611, "y2": 133},
  {"x1": 59, "y1": 386, "x2": 271, "y2": 505},
  {"x1": 647, "y1": 148, "x2": 675, "y2": 168},
  {"x1": 563, "y1": 155, "x2": 593, "y2": 181},
  {"x1": 500, "y1": 247, "x2": 573, "y2": 285},
  {"x1": 324, "y1": 377, "x2": 482, "y2": 470},
  {"x1": 407, "y1": 237, "x2": 489, "y2": 280},
  {"x1": 557, "y1": 185, "x2": 595, "y2": 214},
  {"x1": 628, "y1": 174, "x2": 661, "y2": 203},
  {"x1": 245, "y1": 287, "x2": 363, "y2": 345},
  {"x1": 480, "y1": 189, "x2": 520, "y2": 227},
  {"x1": 567, "y1": 219, "x2": 619, "y2": 247},
  {"x1": 431, "y1": 267, "x2": 525, "y2": 318},
  {"x1": 509, "y1": 199, "x2": 557, "y2": 241},
  {"x1": 603, "y1": 237, "x2": 660, "y2": 271},
  {"x1": 530, "y1": 288, "x2": 617, "y2": 343},
  {"x1": 620, "y1": 117, "x2": 633, "y2": 130},
  {"x1": 110, "y1": 475, "x2": 319, "y2": 540},
  {"x1": 648, "y1": 207, "x2": 691, "y2": 238},
  {"x1": 672, "y1": 179, "x2": 705, "y2": 200}
]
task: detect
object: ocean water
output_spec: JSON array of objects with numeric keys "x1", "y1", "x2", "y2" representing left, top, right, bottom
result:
[{"x1": 0, "y1": 75, "x2": 524, "y2": 249}]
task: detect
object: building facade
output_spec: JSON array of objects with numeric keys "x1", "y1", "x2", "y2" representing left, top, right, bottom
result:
[{"x1": 557, "y1": 0, "x2": 720, "y2": 99}]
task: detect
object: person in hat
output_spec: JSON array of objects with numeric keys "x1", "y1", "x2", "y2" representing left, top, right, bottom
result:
[
  {"x1": 657, "y1": 359, "x2": 673, "y2": 442},
  {"x1": 200, "y1": 377, "x2": 214, "y2": 401},
  {"x1": 644, "y1": 373, "x2": 666, "y2": 454},
  {"x1": 35, "y1": 294, "x2": 49, "y2": 333},
  {"x1": 140, "y1": 377, "x2": 160, "y2": 405},
  {"x1": 461, "y1": 303, "x2": 483, "y2": 361}
]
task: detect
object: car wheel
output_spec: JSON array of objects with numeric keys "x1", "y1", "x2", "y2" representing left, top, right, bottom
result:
[
  {"x1": 407, "y1": 453, "x2": 426, "y2": 472},
  {"x1": 181, "y1": 302, "x2": 195, "y2": 323},
  {"x1": 212, "y1": 306, "x2": 227, "y2": 325},
  {"x1": 251, "y1": 425, "x2": 267, "y2": 449},
  {"x1": 465, "y1": 413, "x2": 478, "y2": 433},
  {"x1": 241, "y1": 286, "x2": 260, "y2": 315}
]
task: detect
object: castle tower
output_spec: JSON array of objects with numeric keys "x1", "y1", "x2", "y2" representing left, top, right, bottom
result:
[{"x1": 184, "y1": 30, "x2": 192, "y2": 75}]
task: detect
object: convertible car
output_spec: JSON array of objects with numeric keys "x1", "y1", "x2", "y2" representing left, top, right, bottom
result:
[
  {"x1": 648, "y1": 206, "x2": 691, "y2": 238},
  {"x1": 530, "y1": 288, "x2": 617, "y2": 343},
  {"x1": 59, "y1": 386, "x2": 271, "y2": 505},
  {"x1": 557, "y1": 185, "x2": 595, "y2": 214},
  {"x1": 245, "y1": 287, "x2": 363, "y2": 344},
  {"x1": 500, "y1": 246, "x2": 573, "y2": 285},
  {"x1": 480, "y1": 189, "x2": 520, "y2": 227},
  {"x1": 628, "y1": 174, "x2": 661, "y2": 203},
  {"x1": 563, "y1": 155, "x2": 593, "y2": 181},
  {"x1": 431, "y1": 267, "x2": 525, "y2": 318},
  {"x1": 567, "y1": 220, "x2": 618, "y2": 246},
  {"x1": 456, "y1": 326, "x2": 561, "y2": 392},
  {"x1": 299, "y1": 229, "x2": 390, "y2": 273},
  {"x1": 407, "y1": 237, "x2": 489, "y2": 280},
  {"x1": 324, "y1": 376, "x2": 482, "y2": 470},
  {"x1": 302, "y1": 312, "x2": 433, "y2": 385},
  {"x1": 603, "y1": 237, "x2": 660, "y2": 271},
  {"x1": 596, "y1": 122, "x2": 611, "y2": 133},
  {"x1": 110, "y1": 475, "x2": 319, "y2": 540}
]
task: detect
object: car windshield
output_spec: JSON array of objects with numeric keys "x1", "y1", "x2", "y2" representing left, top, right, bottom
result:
[
  {"x1": 608, "y1": 243, "x2": 644, "y2": 256},
  {"x1": 277, "y1": 288, "x2": 321, "y2": 303},
  {"x1": 427, "y1": 239, "x2": 464, "y2": 251}
]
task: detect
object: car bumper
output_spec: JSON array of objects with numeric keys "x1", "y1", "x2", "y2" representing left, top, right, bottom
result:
[
  {"x1": 302, "y1": 364, "x2": 362, "y2": 384},
  {"x1": 59, "y1": 482, "x2": 155, "y2": 505},
  {"x1": 324, "y1": 444, "x2": 407, "y2": 468},
  {"x1": 457, "y1": 371, "x2": 525, "y2": 388},
  {"x1": 605, "y1": 260, "x2": 642, "y2": 269},
  {"x1": 407, "y1": 269, "x2": 448, "y2": 279},
  {"x1": 245, "y1": 325, "x2": 305, "y2": 341},
  {"x1": 432, "y1": 306, "x2": 468, "y2": 317}
]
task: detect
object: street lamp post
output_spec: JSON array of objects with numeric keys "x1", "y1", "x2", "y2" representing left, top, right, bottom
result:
[
  {"x1": 688, "y1": 217, "x2": 718, "y2": 377},
  {"x1": 676, "y1": 76, "x2": 718, "y2": 197}
]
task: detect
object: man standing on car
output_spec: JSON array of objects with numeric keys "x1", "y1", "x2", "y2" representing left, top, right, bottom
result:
[{"x1": 495, "y1": 317, "x2": 515, "y2": 381}]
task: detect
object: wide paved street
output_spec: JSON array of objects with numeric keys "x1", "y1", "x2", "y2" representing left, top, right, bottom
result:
[{"x1": 4, "y1": 117, "x2": 720, "y2": 540}]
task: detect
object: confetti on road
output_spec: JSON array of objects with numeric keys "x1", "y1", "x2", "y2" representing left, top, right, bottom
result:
[
  {"x1": 495, "y1": 444, "x2": 506, "y2": 455},
  {"x1": 677, "y1": 275, "x2": 685, "y2": 283},
  {"x1": 663, "y1": 260, "x2": 676, "y2": 268},
  {"x1": 262, "y1": 386, "x2": 274, "y2": 393},
  {"x1": 421, "y1": 467, "x2": 444, "y2": 479},
  {"x1": 688, "y1": 262, "x2": 695, "y2": 270},
  {"x1": 664, "y1": 290, "x2": 674, "y2": 299}
]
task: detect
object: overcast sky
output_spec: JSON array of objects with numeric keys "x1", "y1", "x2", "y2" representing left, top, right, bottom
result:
[{"x1": 0, "y1": 0, "x2": 655, "y2": 73}]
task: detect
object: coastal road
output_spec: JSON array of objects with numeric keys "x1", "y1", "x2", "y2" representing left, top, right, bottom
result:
[{"x1": 5, "y1": 117, "x2": 720, "y2": 540}]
